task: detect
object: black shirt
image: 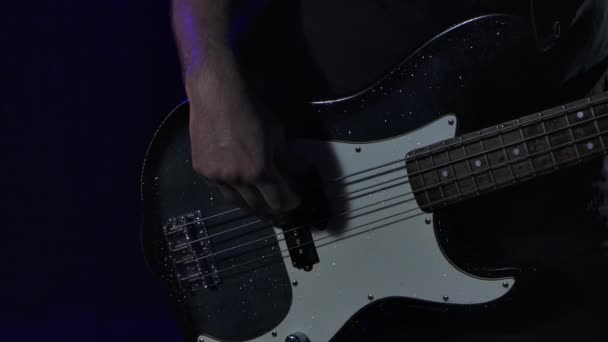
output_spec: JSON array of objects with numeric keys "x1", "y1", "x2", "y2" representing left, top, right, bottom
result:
[
  {"x1": 236, "y1": 0, "x2": 608, "y2": 99},
  {"x1": 232, "y1": 2, "x2": 608, "y2": 340}
]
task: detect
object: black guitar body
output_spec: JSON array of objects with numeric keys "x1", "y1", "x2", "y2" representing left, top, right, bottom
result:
[{"x1": 141, "y1": 12, "x2": 606, "y2": 342}]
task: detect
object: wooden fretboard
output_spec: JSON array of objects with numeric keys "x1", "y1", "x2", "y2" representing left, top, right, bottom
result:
[{"x1": 406, "y1": 92, "x2": 608, "y2": 211}]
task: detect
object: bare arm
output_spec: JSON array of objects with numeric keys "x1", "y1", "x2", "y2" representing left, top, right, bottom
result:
[
  {"x1": 172, "y1": 0, "x2": 301, "y2": 216},
  {"x1": 172, "y1": 1, "x2": 238, "y2": 100}
]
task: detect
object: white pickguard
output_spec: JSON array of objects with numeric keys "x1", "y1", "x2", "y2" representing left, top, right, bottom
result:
[{"x1": 200, "y1": 115, "x2": 515, "y2": 342}]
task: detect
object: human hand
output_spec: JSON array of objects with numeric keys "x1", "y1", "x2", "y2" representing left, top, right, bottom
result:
[{"x1": 186, "y1": 68, "x2": 302, "y2": 218}]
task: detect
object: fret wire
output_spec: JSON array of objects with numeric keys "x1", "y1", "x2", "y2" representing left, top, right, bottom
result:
[
  {"x1": 540, "y1": 120, "x2": 558, "y2": 168},
  {"x1": 591, "y1": 106, "x2": 606, "y2": 150},
  {"x1": 432, "y1": 150, "x2": 447, "y2": 204},
  {"x1": 564, "y1": 113, "x2": 582, "y2": 161},
  {"x1": 461, "y1": 143, "x2": 481, "y2": 195},
  {"x1": 406, "y1": 107, "x2": 608, "y2": 181},
  {"x1": 413, "y1": 125, "x2": 608, "y2": 210},
  {"x1": 446, "y1": 146, "x2": 463, "y2": 200},
  {"x1": 518, "y1": 125, "x2": 536, "y2": 176},
  {"x1": 479, "y1": 139, "x2": 496, "y2": 188},
  {"x1": 415, "y1": 158, "x2": 432, "y2": 207},
  {"x1": 399, "y1": 94, "x2": 608, "y2": 164},
  {"x1": 498, "y1": 132, "x2": 516, "y2": 181}
]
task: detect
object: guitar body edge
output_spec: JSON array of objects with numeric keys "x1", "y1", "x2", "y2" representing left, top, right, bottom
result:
[{"x1": 141, "y1": 13, "x2": 551, "y2": 342}]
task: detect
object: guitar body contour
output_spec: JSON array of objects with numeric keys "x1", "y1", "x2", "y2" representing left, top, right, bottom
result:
[{"x1": 141, "y1": 14, "x2": 604, "y2": 342}]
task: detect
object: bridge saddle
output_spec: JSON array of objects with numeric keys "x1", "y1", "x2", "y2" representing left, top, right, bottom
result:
[{"x1": 163, "y1": 210, "x2": 220, "y2": 292}]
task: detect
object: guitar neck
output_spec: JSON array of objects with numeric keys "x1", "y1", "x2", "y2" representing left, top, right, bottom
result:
[{"x1": 407, "y1": 92, "x2": 608, "y2": 211}]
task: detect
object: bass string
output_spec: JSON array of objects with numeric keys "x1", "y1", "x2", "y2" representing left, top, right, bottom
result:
[
  {"x1": 328, "y1": 94, "x2": 608, "y2": 183},
  {"x1": 178, "y1": 194, "x2": 417, "y2": 263},
  {"x1": 180, "y1": 200, "x2": 424, "y2": 283},
  {"x1": 168, "y1": 101, "x2": 608, "y2": 236},
  {"x1": 168, "y1": 171, "x2": 411, "y2": 244},
  {"x1": 171, "y1": 113, "x2": 608, "y2": 251},
  {"x1": 179, "y1": 130, "x2": 608, "y2": 282}
]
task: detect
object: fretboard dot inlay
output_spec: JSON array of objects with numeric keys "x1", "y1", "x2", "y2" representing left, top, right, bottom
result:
[{"x1": 406, "y1": 94, "x2": 608, "y2": 212}]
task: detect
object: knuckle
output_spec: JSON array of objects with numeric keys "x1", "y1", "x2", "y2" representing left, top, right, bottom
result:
[
  {"x1": 191, "y1": 159, "x2": 208, "y2": 176},
  {"x1": 192, "y1": 161, "x2": 227, "y2": 181},
  {"x1": 242, "y1": 165, "x2": 266, "y2": 183},
  {"x1": 218, "y1": 169, "x2": 239, "y2": 182}
]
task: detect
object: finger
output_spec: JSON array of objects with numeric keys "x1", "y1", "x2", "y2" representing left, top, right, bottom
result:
[
  {"x1": 216, "y1": 183, "x2": 247, "y2": 208},
  {"x1": 273, "y1": 149, "x2": 304, "y2": 211},
  {"x1": 256, "y1": 166, "x2": 301, "y2": 213},
  {"x1": 234, "y1": 184, "x2": 273, "y2": 217}
]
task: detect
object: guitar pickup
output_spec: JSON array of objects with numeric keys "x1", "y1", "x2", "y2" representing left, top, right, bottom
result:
[
  {"x1": 280, "y1": 223, "x2": 319, "y2": 271},
  {"x1": 273, "y1": 168, "x2": 328, "y2": 271},
  {"x1": 163, "y1": 210, "x2": 220, "y2": 292}
]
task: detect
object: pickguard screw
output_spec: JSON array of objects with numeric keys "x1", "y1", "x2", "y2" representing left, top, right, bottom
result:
[
  {"x1": 502, "y1": 281, "x2": 509, "y2": 288},
  {"x1": 197, "y1": 337, "x2": 205, "y2": 342},
  {"x1": 368, "y1": 294, "x2": 374, "y2": 301},
  {"x1": 442, "y1": 295, "x2": 449, "y2": 302},
  {"x1": 272, "y1": 331, "x2": 278, "y2": 337},
  {"x1": 292, "y1": 280, "x2": 298, "y2": 287},
  {"x1": 355, "y1": 146, "x2": 362, "y2": 153},
  {"x1": 425, "y1": 218, "x2": 432, "y2": 224},
  {"x1": 448, "y1": 119, "x2": 455, "y2": 126}
]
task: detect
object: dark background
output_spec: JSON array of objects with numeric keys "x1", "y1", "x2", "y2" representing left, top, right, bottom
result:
[
  {"x1": 3, "y1": 1, "x2": 608, "y2": 341},
  {"x1": 2, "y1": 1, "x2": 183, "y2": 341}
]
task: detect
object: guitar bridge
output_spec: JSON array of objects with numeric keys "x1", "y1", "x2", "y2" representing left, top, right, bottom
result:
[{"x1": 163, "y1": 210, "x2": 220, "y2": 292}]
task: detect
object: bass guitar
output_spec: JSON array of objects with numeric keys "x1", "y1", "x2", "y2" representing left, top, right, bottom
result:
[{"x1": 141, "y1": 14, "x2": 608, "y2": 342}]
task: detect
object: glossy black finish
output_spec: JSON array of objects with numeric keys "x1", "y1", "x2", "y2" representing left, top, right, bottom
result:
[
  {"x1": 141, "y1": 13, "x2": 606, "y2": 342},
  {"x1": 141, "y1": 109, "x2": 293, "y2": 341}
]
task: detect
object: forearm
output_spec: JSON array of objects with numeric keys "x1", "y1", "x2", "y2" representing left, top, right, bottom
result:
[{"x1": 171, "y1": 0, "x2": 242, "y2": 96}]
